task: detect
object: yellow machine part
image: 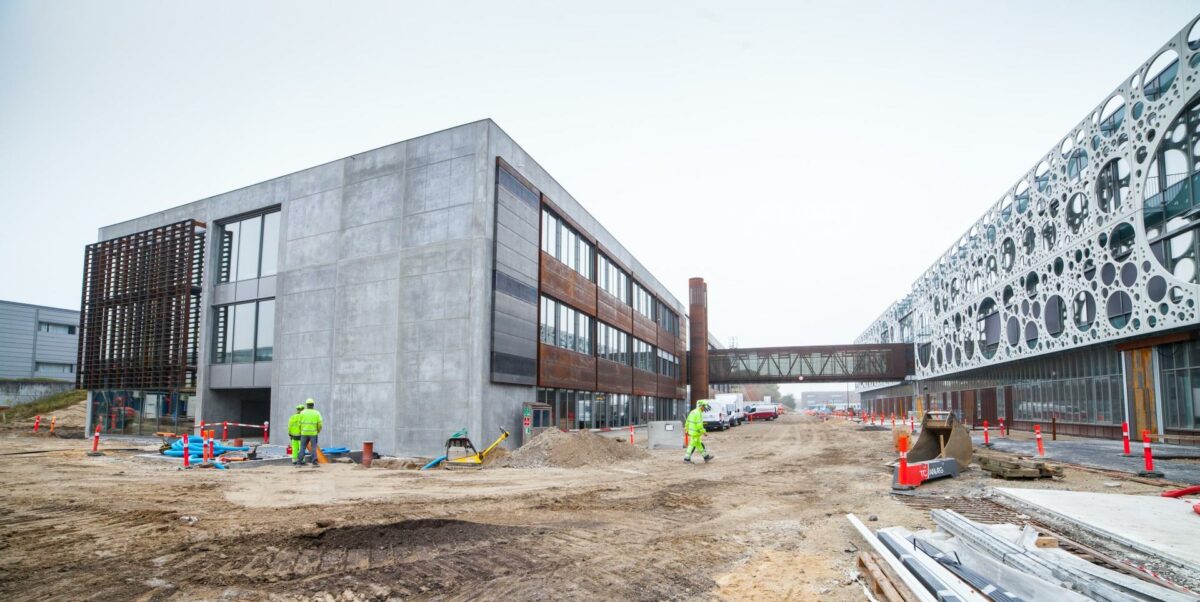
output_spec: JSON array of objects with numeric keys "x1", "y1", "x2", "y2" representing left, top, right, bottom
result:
[
  {"x1": 908, "y1": 411, "x2": 973, "y2": 471},
  {"x1": 445, "y1": 429, "x2": 510, "y2": 469}
]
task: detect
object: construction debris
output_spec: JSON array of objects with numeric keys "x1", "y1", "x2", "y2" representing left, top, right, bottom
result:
[{"x1": 975, "y1": 451, "x2": 1063, "y2": 480}]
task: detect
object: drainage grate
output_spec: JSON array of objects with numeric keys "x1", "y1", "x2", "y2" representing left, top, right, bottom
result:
[{"x1": 891, "y1": 494, "x2": 1032, "y2": 525}]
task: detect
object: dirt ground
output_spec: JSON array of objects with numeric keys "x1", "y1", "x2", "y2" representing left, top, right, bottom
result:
[{"x1": 0, "y1": 414, "x2": 1170, "y2": 601}]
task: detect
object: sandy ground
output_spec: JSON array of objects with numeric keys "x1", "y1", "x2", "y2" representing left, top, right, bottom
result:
[{"x1": 0, "y1": 414, "x2": 1172, "y2": 601}]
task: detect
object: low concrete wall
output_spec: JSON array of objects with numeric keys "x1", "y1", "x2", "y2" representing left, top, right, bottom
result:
[
  {"x1": 0, "y1": 380, "x2": 75, "y2": 407},
  {"x1": 648, "y1": 421, "x2": 684, "y2": 450}
]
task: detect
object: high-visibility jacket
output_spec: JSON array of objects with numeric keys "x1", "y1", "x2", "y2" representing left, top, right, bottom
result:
[
  {"x1": 287, "y1": 413, "x2": 302, "y2": 438},
  {"x1": 685, "y1": 407, "x2": 705, "y2": 436},
  {"x1": 298, "y1": 408, "x2": 323, "y2": 436}
]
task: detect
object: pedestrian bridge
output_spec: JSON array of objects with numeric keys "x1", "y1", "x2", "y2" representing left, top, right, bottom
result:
[{"x1": 706, "y1": 344, "x2": 914, "y2": 384}]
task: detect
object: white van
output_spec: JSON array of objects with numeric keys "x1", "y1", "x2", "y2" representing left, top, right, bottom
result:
[{"x1": 701, "y1": 402, "x2": 730, "y2": 431}]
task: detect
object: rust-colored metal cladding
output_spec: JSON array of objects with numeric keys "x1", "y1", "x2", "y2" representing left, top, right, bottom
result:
[
  {"x1": 688, "y1": 277, "x2": 709, "y2": 406},
  {"x1": 77, "y1": 220, "x2": 206, "y2": 392},
  {"x1": 596, "y1": 289, "x2": 633, "y2": 332},
  {"x1": 538, "y1": 344, "x2": 596, "y2": 390},
  {"x1": 633, "y1": 368, "x2": 658, "y2": 397},
  {"x1": 596, "y1": 357, "x2": 633, "y2": 395},
  {"x1": 540, "y1": 252, "x2": 597, "y2": 316},
  {"x1": 632, "y1": 310, "x2": 656, "y2": 342}
]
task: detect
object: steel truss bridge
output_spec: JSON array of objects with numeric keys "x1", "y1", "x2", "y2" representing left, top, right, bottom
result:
[{"x1": 706, "y1": 344, "x2": 913, "y2": 384}]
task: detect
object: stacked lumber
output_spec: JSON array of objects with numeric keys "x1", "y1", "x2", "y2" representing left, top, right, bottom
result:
[
  {"x1": 975, "y1": 451, "x2": 1063, "y2": 479},
  {"x1": 856, "y1": 551, "x2": 920, "y2": 602}
]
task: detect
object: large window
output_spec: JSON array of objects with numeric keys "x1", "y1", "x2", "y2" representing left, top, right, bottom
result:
[
  {"x1": 657, "y1": 349, "x2": 680, "y2": 379},
  {"x1": 655, "y1": 300, "x2": 680, "y2": 336},
  {"x1": 212, "y1": 299, "x2": 275, "y2": 364},
  {"x1": 597, "y1": 322, "x2": 630, "y2": 364},
  {"x1": 1010, "y1": 347, "x2": 1122, "y2": 425},
  {"x1": 633, "y1": 338, "x2": 655, "y2": 372},
  {"x1": 633, "y1": 282, "x2": 653, "y2": 320},
  {"x1": 538, "y1": 388, "x2": 680, "y2": 429},
  {"x1": 1159, "y1": 340, "x2": 1200, "y2": 431},
  {"x1": 541, "y1": 209, "x2": 594, "y2": 280},
  {"x1": 539, "y1": 295, "x2": 593, "y2": 355},
  {"x1": 36, "y1": 362, "x2": 74, "y2": 374},
  {"x1": 38, "y1": 322, "x2": 76, "y2": 335},
  {"x1": 597, "y1": 254, "x2": 630, "y2": 303},
  {"x1": 218, "y1": 211, "x2": 280, "y2": 283},
  {"x1": 1144, "y1": 97, "x2": 1200, "y2": 283}
]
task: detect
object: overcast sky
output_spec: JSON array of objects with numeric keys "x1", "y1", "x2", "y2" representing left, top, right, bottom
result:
[{"x1": 3, "y1": 1, "x2": 1198, "y2": 389}]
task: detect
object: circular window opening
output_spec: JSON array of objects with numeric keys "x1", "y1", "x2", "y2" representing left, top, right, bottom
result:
[
  {"x1": 1066, "y1": 193, "x2": 1089, "y2": 233},
  {"x1": 1024, "y1": 321, "x2": 1039, "y2": 349},
  {"x1": 1034, "y1": 161, "x2": 1051, "y2": 193},
  {"x1": 1006, "y1": 316, "x2": 1021, "y2": 347},
  {"x1": 1022, "y1": 226, "x2": 1036, "y2": 256},
  {"x1": 1025, "y1": 271, "x2": 1040, "y2": 297},
  {"x1": 1120, "y1": 262, "x2": 1138, "y2": 287},
  {"x1": 1110, "y1": 222, "x2": 1136, "y2": 261},
  {"x1": 1001, "y1": 238, "x2": 1016, "y2": 272},
  {"x1": 1000, "y1": 194, "x2": 1014, "y2": 222},
  {"x1": 918, "y1": 343, "x2": 931, "y2": 367},
  {"x1": 1107, "y1": 291, "x2": 1134, "y2": 328},
  {"x1": 1143, "y1": 49, "x2": 1180, "y2": 102},
  {"x1": 977, "y1": 298, "x2": 999, "y2": 359},
  {"x1": 1190, "y1": 18, "x2": 1200, "y2": 51},
  {"x1": 1045, "y1": 295, "x2": 1066, "y2": 337},
  {"x1": 1099, "y1": 96, "x2": 1125, "y2": 137},
  {"x1": 1074, "y1": 290, "x2": 1096, "y2": 331},
  {"x1": 1067, "y1": 148, "x2": 1088, "y2": 183},
  {"x1": 1101, "y1": 262, "x2": 1117, "y2": 286},
  {"x1": 963, "y1": 339, "x2": 974, "y2": 360},
  {"x1": 1148, "y1": 275, "x2": 1167, "y2": 302},
  {"x1": 1053, "y1": 257, "x2": 1064, "y2": 276},
  {"x1": 1042, "y1": 222, "x2": 1057, "y2": 251},
  {"x1": 1096, "y1": 158, "x2": 1129, "y2": 213},
  {"x1": 1142, "y1": 92, "x2": 1200, "y2": 284}
]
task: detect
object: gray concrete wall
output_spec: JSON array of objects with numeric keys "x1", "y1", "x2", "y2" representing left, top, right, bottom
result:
[
  {"x1": 0, "y1": 300, "x2": 79, "y2": 381},
  {"x1": 0, "y1": 380, "x2": 75, "y2": 407}
]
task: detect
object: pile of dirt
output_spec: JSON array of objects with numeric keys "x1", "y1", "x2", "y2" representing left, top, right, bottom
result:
[{"x1": 500, "y1": 429, "x2": 648, "y2": 468}]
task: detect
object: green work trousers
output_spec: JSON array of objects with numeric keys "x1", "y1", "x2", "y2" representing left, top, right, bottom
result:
[
  {"x1": 686, "y1": 434, "x2": 706, "y2": 458},
  {"x1": 291, "y1": 437, "x2": 301, "y2": 464}
]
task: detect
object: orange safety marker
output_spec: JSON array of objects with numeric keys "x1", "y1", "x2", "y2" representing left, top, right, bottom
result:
[
  {"x1": 1122, "y1": 422, "x2": 1132, "y2": 455},
  {"x1": 1000, "y1": 418, "x2": 1006, "y2": 437},
  {"x1": 897, "y1": 434, "x2": 910, "y2": 486},
  {"x1": 222, "y1": 421, "x2": 229, "y2": 442},
  {"x1": 263, "y1": 421, "x2": 270, "y2": 444},
  {"x1": 1139, "y1": 430, "x2": 1164, "y2": 478},
  {"x1": 891, "y1": 413, "x2": 896, "y2": 429},
  {"x1": 628, "y1": 423, "x2": 634, "y2": 445},
  {"x1": 49, "y1": 416, "x2": 56, "y2": 436},
  {"x1": 33, "y1": 415, "x2": 41, "y2": 433},
  {"x1": 983, "y1": 420, "x2": 990, "y2": 447},
  {"x1": 1035, "y1": 425, "x2": 1045, "y2": 457},
  {"x1": 182, "y1": 433, "x2": 191, "y2": 468},
  {"x1": 909, "y1": 416, "x2": 915, "y2": 434},
  {"x1": 87, "y1": 425, "x2": 103, "y2": 456}
]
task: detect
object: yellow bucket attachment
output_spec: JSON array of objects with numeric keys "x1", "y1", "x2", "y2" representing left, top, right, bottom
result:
[{"x1": 909, "y1": 411, "x2": 973, "y2": 471}]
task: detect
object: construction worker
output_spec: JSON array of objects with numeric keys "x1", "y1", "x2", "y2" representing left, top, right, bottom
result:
[
  {"x1": 288, "y1": 404, "x2": 304, "y2": 465},
  {"x1": 684, "y1": 400, "x2": 713, "y2": 463},
  {"x1": 297, "y1": 398, "x2": 323, "y2": 467}
]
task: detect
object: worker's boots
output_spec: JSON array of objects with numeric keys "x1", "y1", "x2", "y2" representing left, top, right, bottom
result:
[
  {"x1": 703, "y1": 454, "x2": 713, "y2": 463},
  {"x1": 683, "y1": 456, "x2": 692, "y2": 463}
]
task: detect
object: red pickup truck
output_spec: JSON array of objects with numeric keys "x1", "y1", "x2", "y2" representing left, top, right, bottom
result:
[{"x1": 744, "y1": 404, "x2": 779, "y2": 421}]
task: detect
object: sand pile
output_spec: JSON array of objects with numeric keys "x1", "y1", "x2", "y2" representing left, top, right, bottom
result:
[{"x1": 500, "y1": 428, "x2": 649, "y2": 468}]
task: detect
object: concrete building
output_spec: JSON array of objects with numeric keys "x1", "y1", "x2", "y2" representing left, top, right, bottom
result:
[
  {"x1": 856, "y1": 17, "x2": 1200, "y2": 443},
  {"x1": 0, "y1": 299, "x2": 79, "y2": 381},
  {"x1": 80, "y1": 120, "x2": 688, "y2": 455}
]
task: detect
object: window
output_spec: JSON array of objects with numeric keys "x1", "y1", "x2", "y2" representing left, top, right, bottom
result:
[
  {"x1": 1160, "y1": 340, "x2": 1200, "y2": 431},
  {"x1": 38, "y1": 322, "x2": 76, "y2": 335},
  {"x1": 633, "y1": 282, "x2": 654, "y2": 320},
  {"x1": 633, "y1": 338, "x2": 655, "y2": 372},
  {"x1": 655, "y1": 300, "x2": 680, "y2": 336},
  {"x1": 218, "y1": 210, "x2": 280, "y2": 283},
  {"x1": 541, "y1": 209, "x2": 594, "y2": 280},
  {"x1": 657, "y1": 349, "x2": 680, "y2": 378},
  {"x1": 36, "y1": 362, "x2": 74, "y2": 374},
  {"x1": 539, "y1": 296, "x2": 593, "y2": 355},
  {"x1": 597, "y1": 322, "x2": 630, "y2": 364},
  {"x1": 212, "y1": 299, "x2": 276, "y2": 364},
  {"x1": 597, "y1": 254, "x2": 630, "y2": 303}
]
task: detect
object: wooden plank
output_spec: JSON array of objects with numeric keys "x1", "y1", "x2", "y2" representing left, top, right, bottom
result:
[{"x1": 857, "y1": 551, "x2": 909, "y2": 602}]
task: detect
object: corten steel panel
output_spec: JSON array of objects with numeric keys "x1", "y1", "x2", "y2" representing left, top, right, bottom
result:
[
  {"x1": 656, "y1": 373, "x2": 677, "y2": 398},
  {"x1": 539, "y1": 252, "x2": 597, "y2": 316},
  {"x1": 688, "y1": 278, "x2": 708, "y2": 405},
  {"x1": 77, "y1": 220, "x2": 206, "y2": 392},
  {"x1": 633, "y1": 368, "x2": 657, "y2": 397},
  {"x1": 980, "y1": 388, "x2": 998, "y2": 424},
  {"x1": 596, "y1": 358, "x2": 633, "y2": 395},
  {"x1": 632, "y1": 313, "x2": 657, "y2": 346},
  {"x1": 596, "y1": 289, "x2": 633, "y2": 332},
  {"x1": 707, "y1": 343, "x2": 913, "y2": 384},
  {"x1": 655, "y1": 325, "x2": 673, "y2": 350},
  {"x1": 961, "y1": 390, "x2": 976, "y2": 426},
  {"x1": 538, "y1": 343, "x2": 596, "y2": 390}
]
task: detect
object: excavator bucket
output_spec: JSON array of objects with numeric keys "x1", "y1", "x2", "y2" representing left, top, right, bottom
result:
[{"x1": 908, "y1": 411, "x2": 973, "y2": 471}]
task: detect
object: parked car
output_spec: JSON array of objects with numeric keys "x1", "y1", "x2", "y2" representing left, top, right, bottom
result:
[
  {"x1": 702, "y1": 402, "x2": 730, "y2": 431},
  {"x1": 726, "y1": 402, "x2": 745, "y2": 426},
  {"x1": 744, "y1": 404, "x2": 779, "y2": 421}
]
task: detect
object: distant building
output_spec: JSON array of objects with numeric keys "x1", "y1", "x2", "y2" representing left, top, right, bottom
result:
[
  {"x1": 800, "y1": 390, "x2": 857, "y2": 410},
  {"x1": 0, "y1": 300, "x2": 80, "y2": 381}
]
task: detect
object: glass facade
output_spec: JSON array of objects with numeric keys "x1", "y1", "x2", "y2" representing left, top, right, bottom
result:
[
  {"x1": 539, "y1": 296, "x2": 593, "y2": 355},
  {"x1": 218, "y1": 210, "x2": 280, "y2": 283},
  {"x1": 90, "y1": 389, "x2": 195, "y2": 435},
  {"x1": 541, "y1": 209, "x2": 594, "y2": 280},
  {"x1": 536, "y1": 387, "x2": 685, "y2": 430},
  {"x1": 657, "y1": 349, "x2": 680, "y2": 378},
  {"x1": 655, "y1": 299, "x2": 680, "y2": 336},
  {"x1": 633, "y1": 282, "x2": 653, "y2": 320},
  {"x1": 597, "y1": 253, "x2": 629, "y2": 303},
  {"x1": 38, "y1": 321, "x2": 76, "y2": 335},
  {"x1": 596, "y1": 321, "x2": 630, "y2": 364},
  {"x1": 212, "y1": 299, "x2": 275, "y2": 364},
  {"x1": 1159, "y1": 340, "x2": 1200, "y2": 431},
  {"x1": 633, "y1": 338, "x2": 655, "y2": 372}
]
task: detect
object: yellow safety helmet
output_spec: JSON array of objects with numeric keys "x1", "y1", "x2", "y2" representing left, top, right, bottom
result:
[
  {"x1": 295, "y1": 404, "x2": 304, "y2": 411},
  {"x1": 305, "y1": 398, "x2": 315, "y2": 406}
]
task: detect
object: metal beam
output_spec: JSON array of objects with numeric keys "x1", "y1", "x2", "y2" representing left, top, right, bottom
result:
[{"x1": 707, "y1": 343, "x2": 913, "y2": 384}]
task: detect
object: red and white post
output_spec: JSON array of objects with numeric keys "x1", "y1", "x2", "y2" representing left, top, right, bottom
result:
[
  {"x1": 909, "y1": 415, "x2": 915, "y2": 434},
  {"x1": 263, "y1": 421, "x2": 269, "y2": 444},
  {"x1": 1000, "y1": 418, "x2": 1006, "y2": 437},
  {"x1": 222, "y1": 421, "x2": 229, "y2": 442},
  {"x1": 629, "y1": 423, "x2": 634, "y2": 445},
  {"x1": 1140, "y1": 430, "x2": 1164, "y2": 478},
  {"x1": 88, "y1": 424, "x2": 102, "y2": 456},
  {"x1": 983, "y1": 420, "x2": 990, "y2": 447},
  {"x1": 182, "y1": 433, "x2": 191, "y2": 468},
  {"x1": 1122, "y1": 422, "x2": 1132, "y2": 455},
  {"x1": 1035, "y1": 425, "x2": 1045, "y2": 457},
  {"x1": 33, "y1": 415, "x2": 41, "y2": 433}
]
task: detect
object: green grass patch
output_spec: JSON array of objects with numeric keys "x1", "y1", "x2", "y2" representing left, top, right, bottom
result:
[{"x1": 2, "y1": 389, "x2": 87, "y2": 421}]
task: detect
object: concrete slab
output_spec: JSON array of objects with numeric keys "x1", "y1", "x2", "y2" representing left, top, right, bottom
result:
[
  {"x1": 995, "y1": 488, "x2": 1200, "y2": 574},
  {"x1": 974, "y1": 434, "x2": 1200, "y2": 484}
]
